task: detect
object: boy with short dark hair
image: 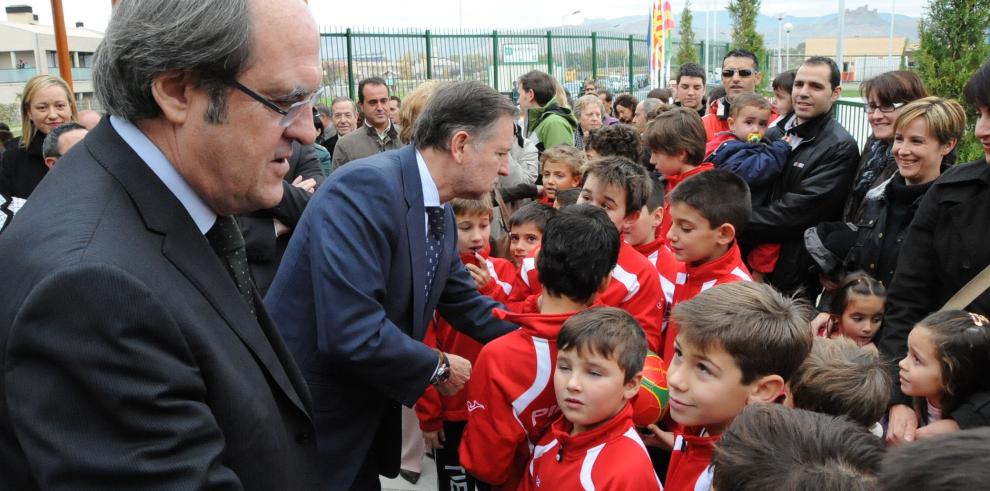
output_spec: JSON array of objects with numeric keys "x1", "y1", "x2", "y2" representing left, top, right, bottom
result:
[
  {"x1": 507, "y1": 202, "x2": 556, "y2": 269},
  {"x1": 520, "y1": 307, "x2": 662, "y2": 490},
  {"x1": 879, "y1": 427, "x2": 990, "y2": 491},
  {"x1": 665, "y1": 281, "x2": 814, "y2": 491},
  {"x1": 770, "y1": 69, "x2": 796, "y2": 125},
  {"x1": 416, "y1": 198, "x2": 517, "y2": 489},
  {"x1": 662, "y1": 169, "x2": 753, "y2": 364},
  {"x1": 460, "y1": 205, "x2": 621, "y2": 490},
  {"x1": 627, "y1": 175, "x2": 684, "y2": 324},
  {"x1": 583, "y1": 124, "x2": 643, "y2": 162}
]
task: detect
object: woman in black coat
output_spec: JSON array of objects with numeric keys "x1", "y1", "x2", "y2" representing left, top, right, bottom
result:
[{"x1": 0, "y1": 74, "x2": 77, "y2": 199}]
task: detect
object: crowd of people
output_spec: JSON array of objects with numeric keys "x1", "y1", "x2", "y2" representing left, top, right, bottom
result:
[{"x1": 1, "y1": 1, "x2": 990, "y2": 490}]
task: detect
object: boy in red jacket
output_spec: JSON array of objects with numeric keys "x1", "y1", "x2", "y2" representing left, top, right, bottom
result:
[
  {"x1": 460, "y1": 205, "x2": 620, "y2": 490},
  {"x1": 415, "y1": 198, "x2": 517, "y2": 490},
  {"x1": 661, "y1": 282, "x2": 812, "y2": 491},
  {"x1": 521, "y1": 307, "x2": 662, "y2": 491},
  {"x1": 662, "y1": 169, "x2": 753, "y2": 366},
  {"x1": 626, "y1": 176, "x2": 685, "y2": 328}
]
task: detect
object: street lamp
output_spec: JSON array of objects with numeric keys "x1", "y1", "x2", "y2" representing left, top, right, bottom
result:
[
  {"x1": 561, "y1": 10, "x2": 581, "y2": 82},
  {"x1": 777, "y1": 13, "x2": 784, "y2": 76},
  {"x1": 784, "y1": 22, "x2": 793, "y2": 71}
]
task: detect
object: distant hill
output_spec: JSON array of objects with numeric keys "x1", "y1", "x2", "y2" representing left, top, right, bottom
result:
[{"x1": 578, "y1": 5, "x2": 919, "y2": 47}]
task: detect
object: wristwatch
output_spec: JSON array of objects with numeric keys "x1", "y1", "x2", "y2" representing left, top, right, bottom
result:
[{"x1": 430, "y1": 350, "x2": 451, "y2": 386}]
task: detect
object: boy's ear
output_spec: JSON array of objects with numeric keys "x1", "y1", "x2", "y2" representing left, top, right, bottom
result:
[
  {"x1": 716, "y1": 222, "x2": 736, "y2": 245},
  {"x1": 746, "y1": 374, "x2": 785, "y2": 406},
  {"x1": 651, "y1": 206, "x2": 664, "y2": 228},
  {"x1": 623, "y1": 371, "x2": 643, "y2": 401},
  {"x1": 676, "y1": 149, "x2": 691, "y2": 165}
]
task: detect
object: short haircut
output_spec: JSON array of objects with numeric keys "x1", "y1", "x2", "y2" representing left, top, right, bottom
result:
[
  {"x1": 451, "y1": 198, "x2": 492, "y2": 218},
  {"x1": 573, "y1": 94, "x2": 604, "y2": 118},
  {"x1": 613, "y1": 93, "x2": 639, "y2": 112},
  {"x1": 540, "y1": 145, "x2": 586, "y2": 176},
  {"x1": 643, "y1": 106, "x2": 706, "y2": 164},
  {"x1": 330, "y1": 96, "x2": 357, "y2": 114},
  {"x1": 964, "y1": 58, "x2": 990, "y2": 110},
  {"x1": 916, "y1": 310, "x2": 990, "y2": 416},
  {"x1": 646, "y1": 102, "x2": 674, "y2": 121},
  {"x1": 640, "y1": 97, "x2": 666, "y2": 116},
  {"x1": 42, "y1": 122, "x2": 87, "y2": 159},
  {"x1": 802, "y1": 56, "x2": 842, "y2": 91},
  {"x1": 722, "y1": 48, "x2": 759, "y2": 71},
  {"x1": 389, "y1": 95, "x2": 401, "y2": 104},
  {"x1": 772, "y1": 69, "x2": 796, "y2": 93},
  {"x1": 582, "y1": 156, "x2": 652, "y2": 217},
  {"x1": 677, "y1": 62, "x2": 706, "y2": 85},
  {"x1": 668, "y1": 168, "x2": 751, "y2": 233},
  {"x1": 647, "y1": 88, "x2": 672, "y2": 101},
  {"x1": 713, "y1": 404, "x2": 885, "y2": 491},
  {"x1": 538, "y1": 204, "x2": 620, "y2": 304},
  {"x1": 315, "y1": 103, "x2": 331, "y2": 117},
  {"x1": 893, "y1": 96, "x2": 966, "y2": 146},
  {"x1": 860, "y1": 70, "x2": 928, "y2": 107},
  {"x1": 509, "y1": 202, "x2": 556, "y2": 233},
  {"x1": 554, "y1": 188, "x2": 581, "y2": 208},
  {"x1": 558, "y1": 306, "x2": 647, "y2": 383},
  {"x1": 358, "y1": 76, "x2": 389, "y2": 103},
  {"x1": 519, "y1": 70, "x2": 557, "y2": 106},
  {"x1": 879, "y1": 427, "x2": 990, "y2": 491},
  {"x1": 645, "y1": 174, "x2": 664, "y2": 212},
  {"x1": 673, "y1": 281, "x2": 814, "y2": 384},
  {"x1": 584, "y1": 124, "x2": 643, "y2": 162},
  {"x1": 828, "y1": 271, "x2": 886, "y2": 317},
  {"x1": 729, "y1": 93, "x2": 772, "y2": 118},
  {"x1": 413, "y1": 81, "x2": 515, "y2": 152},
  {"x1": 789, "y1": 337, "x2": 891, "y2": 428},
  {"x1": 597, "y1": 89, "x2": 613, "y2": 104}
]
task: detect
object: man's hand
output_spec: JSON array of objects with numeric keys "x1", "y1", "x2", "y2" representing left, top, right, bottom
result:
[
  {"x1": 465, "y1": 254, "x2": 492, "y2": 289},
  {"x1": 916, "y1": 418, "x2": 960, "y2": 440},
  {"x1": 886, "y1": 404, "x2": 919, "y2": 446},
  {"x1": 291, "y1": 175, "x2": 317, "y2": 194},
  {"x1": 423, "y1": 429, "x2": 445, "y2": 450},
  {"x1": 436, "y1": 353, "x2": 471, "y2": 396},
  {"x1": 640, "y1": 424, "x2": 676, "y2": 449}
]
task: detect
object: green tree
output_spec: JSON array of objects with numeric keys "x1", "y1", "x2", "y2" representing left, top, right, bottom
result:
[
  {"x1": 915, "y1": 0, "x2": 990, "y2": 161},
  {"x1": 726, "y1": 0, "x2": 767, "y2": 87},
  {"x1": 675, "y1": 1, "x2": 698, "y2": 66}
]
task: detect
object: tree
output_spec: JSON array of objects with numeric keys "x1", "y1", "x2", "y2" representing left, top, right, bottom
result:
[
  {"x1": 915, "y1": 0, "x2": 990, "y2": 161},
  {"x1": 726, "y1": 0, "x2": 767, "y2": 86},
  {"x1": 675, "y1": 1, "x2": 699, "y2": 66}
]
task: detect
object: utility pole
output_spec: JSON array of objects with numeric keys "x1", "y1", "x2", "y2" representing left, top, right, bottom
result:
[{"x1": 836, "y1": 0, "x2": 845, "y2": 81}]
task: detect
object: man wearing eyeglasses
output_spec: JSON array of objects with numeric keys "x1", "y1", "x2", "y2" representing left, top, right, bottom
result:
[
  {"x1": 702, "y1": 49, "x2": 776, "y2": 143},
  {"x1": 0, "y1": 0, "x2": 323, "y2": 489},
  {"x1": 332, "y1": 76, "x2": 402, "y2": 172}
]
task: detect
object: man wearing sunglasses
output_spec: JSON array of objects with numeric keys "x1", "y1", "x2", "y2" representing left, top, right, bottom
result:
[{"x1": 702, "y1": 49, "x2": 776, "y2": 143}]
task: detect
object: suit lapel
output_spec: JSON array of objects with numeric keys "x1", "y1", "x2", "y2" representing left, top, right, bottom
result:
[
  {"x1": 84, "y1": 119, "x2": 310, "y2": 418},
  {"x1": 401, "y1": 146, "x2": 427, "y2": 338}
]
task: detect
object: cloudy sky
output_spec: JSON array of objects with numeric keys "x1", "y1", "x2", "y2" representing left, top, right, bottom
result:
[{"x1": 5, "y1": 0, "x2": 927, "y2": 31}]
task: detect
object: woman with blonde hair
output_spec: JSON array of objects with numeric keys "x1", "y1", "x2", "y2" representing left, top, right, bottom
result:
[
  {"x1": 398, "y1": 80, "x2": 446, "y2": 144},
  {"x1": 1, "y1": 74, "x2": 78, "y2": 198}
]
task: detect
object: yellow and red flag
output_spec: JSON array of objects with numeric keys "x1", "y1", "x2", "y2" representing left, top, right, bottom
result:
[{"x1": 649, "y1": 0, "x2": 676, "y2": 88}]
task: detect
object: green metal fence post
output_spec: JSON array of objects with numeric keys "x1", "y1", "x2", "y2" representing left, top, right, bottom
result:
[
  {"x1": 345, "y1": 28, "x2": 355, "y2": 100},
  {"x1": 425, "y1": 29, "x2": 433, "y2": 79},
  {"x1": 591, "y1": 32, "x2": 598, "y2": 80},
  {"x1": 627, "y1": 35, "x2": 634, "y2": 92},
  {"x1": 546, "y1": 31, "x2": 554, "y2": 74},
  {"x1": 492, "y1": 30, "x2": 500, "y2": 91}
]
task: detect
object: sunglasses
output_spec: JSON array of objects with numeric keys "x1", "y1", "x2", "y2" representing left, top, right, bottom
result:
[{"x1": 721, "y1": 69, "x2": 755, "y2": 78}]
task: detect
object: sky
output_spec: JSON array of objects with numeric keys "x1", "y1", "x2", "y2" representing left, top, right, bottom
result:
[{"x1": 4, "y1": 0, "x2": 927, "y2": 32}]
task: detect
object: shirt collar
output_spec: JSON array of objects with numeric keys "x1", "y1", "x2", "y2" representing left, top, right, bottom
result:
[
  {"x1": 366, "y1": 119, "x2": 392, "y2": 139},
  {"x1": 109, "y1": 115, "x2": 217, "y2": 234},
  {"x1": 415, "y1": 148, "x2": 441, "y2": 207}
]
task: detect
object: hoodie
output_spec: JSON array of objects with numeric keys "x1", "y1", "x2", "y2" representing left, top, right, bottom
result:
[{"x1": 526, "y1": 100, "x2": 579, "y2": 152}]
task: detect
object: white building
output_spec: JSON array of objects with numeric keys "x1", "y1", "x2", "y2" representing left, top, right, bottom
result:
[{"x1": 0, "y1": 4, "x2": 103, "y2": 105}]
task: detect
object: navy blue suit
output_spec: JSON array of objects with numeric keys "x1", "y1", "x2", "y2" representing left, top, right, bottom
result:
[{"x1": 265, "y1": 144, "x2": 516, "y2": 490}]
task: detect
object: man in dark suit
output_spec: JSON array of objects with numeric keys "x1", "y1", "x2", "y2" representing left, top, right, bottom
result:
[
  {"x1": 266, "y1": 81, "x2": 519, "y2": 490},
  {"x1": 0, "y1": 0, "x2": 323, "y2": 489}
]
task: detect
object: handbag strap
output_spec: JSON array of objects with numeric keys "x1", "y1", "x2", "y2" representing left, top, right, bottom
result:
[
  {"x1": 941, "y1": 262, "x2": 990, "y2": 311},
  {"x1": 492, "y1": 188, "x2": 512, "y2": 234}
]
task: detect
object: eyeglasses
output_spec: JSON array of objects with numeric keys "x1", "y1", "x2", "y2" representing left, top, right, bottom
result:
[
  {"x1": 864, "y1": 102, "x2": 905, "y2": 114},
  {"x1": 721, "y1": 68, "x2": 755, "y2": 78},
  {"x1": 229, "y1": 80, "x2": 324, "y2": 128}
]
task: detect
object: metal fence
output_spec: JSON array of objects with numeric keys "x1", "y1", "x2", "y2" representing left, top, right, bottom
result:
[
  {"x1": 833, "y1": 99, "x2": 871, "y2": 150},
  {"x1": 318, "y1": 27, "x2": 729, "y2": 101}
]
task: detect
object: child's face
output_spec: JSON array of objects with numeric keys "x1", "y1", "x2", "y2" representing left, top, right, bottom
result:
[
  {"x1": 456, "y1": 211, "x2": 492, "y2": 256},
  {"x1": 666, "y1": 201, "x2": 732, "y2": 266},
  {"x1": 627, "y1": 204, "x2": 663, "y2": 247},
  {"x1": 667, "y1": 337, "x2": 755, "y2": 434},
  {"x1": 650, "y1": 150, "x2": 688, "y2": 178},
  {"x1": 728, "y1": 105, "x2": 772, "y2": 142},
  {"x1": 578, "y1": 174, "x2": 638, "y2": 234},
  {"x1": 555, "y1": 347, "x2": 641, "y2": 434},
  {"x1": 772, "y1": 87, "x2": 792, "y2": 116},
  {"x1": 509, "y1": 222, "x2": 542, "y2": 265},
  {"x1": 835, "y1": 292, "x2": 884, "y2": 347},
  {"x1": 898, "y1": 326, "x2": 944, "y2": 404},
  {"x1": 542, "y1": 160, "x2": 581, "y2": 200}
]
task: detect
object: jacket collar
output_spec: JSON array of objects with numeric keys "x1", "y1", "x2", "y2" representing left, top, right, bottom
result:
[
  {"x1": 936, "y1": 159, "x2": 990, "y2": 186},
  {"x1": 631, "y1": 234, "x2": 665, "y2": 258},
  {"x1": 665, "y1": 163, "x2": 714, "y2": 191},
  {"x1": 548, "y1": 403, "x2": 636, "y2": 461},
  {"x1": 683, "y1": 243, "x2": 748, "y2": 280},
  {"x1": 776, "y1": 108, "x2": 834, "y2": 140},
  {"x1": 494, "y1": 307, "x2": 584, "y2": 339},
  {"x1": 459, "y1": 241, "x2": 492, "y2": 265}
]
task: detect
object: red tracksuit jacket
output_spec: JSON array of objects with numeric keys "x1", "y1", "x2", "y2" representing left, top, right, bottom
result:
[
  {"x1": 460, "y1": 308, "x2": 578, "y2": 490},
  {"x1": 661, "y1": 244, "x2": 751, "y2": 366},
  {"x1": 505, "y1": 241, "x2": 663, "y2": 352},
  {"x1": 520, "y1": 404, "x2": 663, "y2": 491},
  {"x1": 665, "y1": 427, "x2": 719, "y2": 491},
  {"x1": 416, "y1": 249, "x2": 516, "y2": 432},
  {"x1": 633, "y1": 236, "x2": 685, "y2": 342}
]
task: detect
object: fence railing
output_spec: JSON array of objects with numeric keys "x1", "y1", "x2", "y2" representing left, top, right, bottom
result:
[
  {"x1": 0, "y1": 68, "x2": 38, "y2": 84},
  {"x1": 833, "y1": 99, "x2": 870, "y2": 150},
  {"x1": 319, "y1": 27, "x2": 729, "y2": 101}
]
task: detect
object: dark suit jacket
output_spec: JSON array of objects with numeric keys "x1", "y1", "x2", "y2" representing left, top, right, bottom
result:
[
  {"x1": 0, "y1": 119, "x2": 320, "y2": 490},
  {"x1": 239, "y1": 141, "x2": 325, "y2": 296},
  {"x1": 265, "y1": 144, "x2": 516, "y2": 489}
]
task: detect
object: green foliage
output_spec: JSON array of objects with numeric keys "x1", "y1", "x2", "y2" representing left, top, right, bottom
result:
[
  {"x1": 726, "y1": 0, "x2": 767, "y2": 88},
  {"x1": 676, "y1": 1, "x2": 698, "y2": 66},
  {"x1": 915, "y1": 0, "x2": 990, "y2": 162}
]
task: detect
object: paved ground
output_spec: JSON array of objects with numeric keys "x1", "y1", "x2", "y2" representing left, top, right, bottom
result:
[{"x1": 380, "y1": 457, "x2": 438, "y2": 491}]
